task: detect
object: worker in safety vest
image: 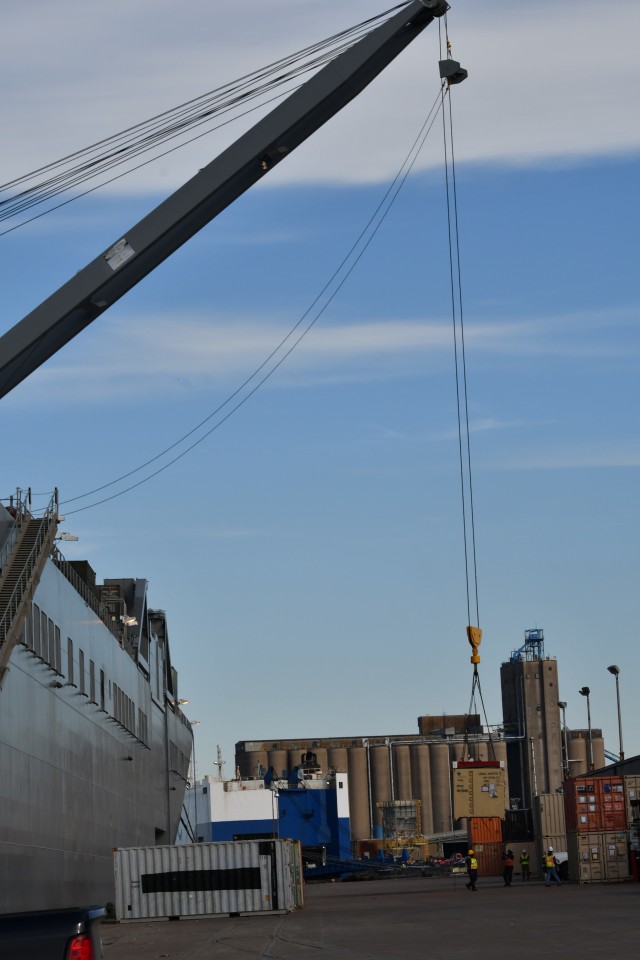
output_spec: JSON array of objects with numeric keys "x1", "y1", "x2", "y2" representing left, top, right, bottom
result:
[
  {"x1": 544, "y1": 847, "x2": 561, "y2": 886},
  {"x1": 465, "y1": 849, "x2": 478, "y2": 891},
  {"x1": 502, "y1": 849, "x2": 515, "y2": 886},
  {"x1": 519, "y1": 849, "x2": 530, "y2": 881}
]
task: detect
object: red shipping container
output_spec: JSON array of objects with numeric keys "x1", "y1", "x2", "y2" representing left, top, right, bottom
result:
[
  {"x1": 471, "y1": 841, "x2": 503, "y2": 877},
  {"x1": 565, "y1": 776, "x2": 626, "y2": 834}
]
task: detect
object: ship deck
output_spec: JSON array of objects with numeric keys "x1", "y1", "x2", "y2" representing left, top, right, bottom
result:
[{"x1": 102, "y1": 873, "x2": 638, "y2": 959}]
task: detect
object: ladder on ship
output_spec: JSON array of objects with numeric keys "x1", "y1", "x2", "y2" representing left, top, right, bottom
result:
[{"x1": 0, "y1": 489, "x2": 59, "y2": 689}]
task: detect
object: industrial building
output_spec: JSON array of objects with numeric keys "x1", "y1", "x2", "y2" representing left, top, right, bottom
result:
[
  {"x1": 500, "y1": 629, "x2": 605, "y2": 810},
  {"x1": 236, "y1": 720, "x2": 509, "y2": 842},
  {"x1": 234, "y1": 629, "x2": 608, "y2": 851}
]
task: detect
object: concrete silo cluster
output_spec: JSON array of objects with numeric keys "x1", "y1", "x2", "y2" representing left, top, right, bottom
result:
[
  {"x1": 236, "y1": 717, "x2": 509, "y2": 842},
  {"x1": 235, "y1": 632, "x2": 609, "y2": 852}
]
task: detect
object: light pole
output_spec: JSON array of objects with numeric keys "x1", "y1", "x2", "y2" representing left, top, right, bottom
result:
[
  {"x1": 607, "y1": 665, "x2": 624, "y2": 761},
  {"x1": 557, "y1": 701, "x2": 569, "y2": 779},
  {"x1": 578, "y1": 687, "x2": 594, "y2": 771}
]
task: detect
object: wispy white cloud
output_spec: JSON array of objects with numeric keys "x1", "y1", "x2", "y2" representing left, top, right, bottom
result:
[
  {"x1": 494, "y1": 443, "x2": 640, "y2": 471},
  {"x1": 4, "y1": 302, "x2": 637, "y2": 407},
  {"x1": 1, "y1": 1, "x2": 638, "y2": 196}
]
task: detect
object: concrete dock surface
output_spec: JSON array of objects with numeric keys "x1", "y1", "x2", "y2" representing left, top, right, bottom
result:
[{"x1": 102, "y1": 875, "x2": 638, "y2": 959}]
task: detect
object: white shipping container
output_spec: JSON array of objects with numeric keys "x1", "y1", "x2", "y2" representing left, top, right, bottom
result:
[
  {"x1": 623, "y1": 775, "x2": 640, "y2": 828},
  {"x1": 114, "y1": 839, "x2": 304, "y2": 921},
  {"x1": 534, "y1": 794, "x2": 567, "y2": 839},
  {"x1": 567, "y1": 830, "x2": 630, "y2": 883}
]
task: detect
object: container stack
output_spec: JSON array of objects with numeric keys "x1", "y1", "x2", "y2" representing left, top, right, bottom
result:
[
  {"x1": 533, "y1": 792, "x2": 567, "y2": 877},
  {"x1": 467, "y1": 817, "x2": 502, "y2": 876},
  {"x1": 563, "y1": 775, "x2": 631, "y2": 883}
]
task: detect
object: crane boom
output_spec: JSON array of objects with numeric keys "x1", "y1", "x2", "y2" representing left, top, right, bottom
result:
[{"x1": 0, "y1": 1, "x2": 449, "y2": 399}]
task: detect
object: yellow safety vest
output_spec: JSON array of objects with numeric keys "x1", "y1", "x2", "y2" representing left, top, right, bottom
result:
[
  {"x1": 545, "y1": 853, "x2": 555, "y2": 868},
  {"x1": 469, "y1": 857, "x2": 478, "y2": 870}
]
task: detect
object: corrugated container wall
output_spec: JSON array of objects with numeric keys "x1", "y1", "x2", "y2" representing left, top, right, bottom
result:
[
  {"x1": 534, "y1": 793, "x2": 566, "y2": 838},
  {"x1": 567, "y1": 831, "x2": 630, "y2": 883},
  {"x1": 113, "y1": 840, "x2": 303, "y2": 921},
  {"x1": 624, "y1": 776, "x2": 640, "y2": 828},
  {"x1": 468, "y1": 817, "x2": 502, "y2": 846},
  {"x1": 535, "y1": 835, "x2": 568, "y2": 877},
  {"x1": 473, "y1": 841, "x2": 502, "y2": 877},
  {"x1": 564, "y1": 776, "x2": 626, "y2": 833}
]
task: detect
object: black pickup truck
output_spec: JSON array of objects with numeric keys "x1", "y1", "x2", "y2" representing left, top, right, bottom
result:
[{"x1": 0, "y1": 905, "x2": 105, "y2": 959}]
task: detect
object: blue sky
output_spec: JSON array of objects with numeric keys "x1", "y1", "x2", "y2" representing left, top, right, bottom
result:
[{"x1": 2, "y1": 0, "x2": 639, "y2": 777}]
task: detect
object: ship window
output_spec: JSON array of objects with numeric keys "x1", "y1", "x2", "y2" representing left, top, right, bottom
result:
[
  {"x1": 24, "y1": 605, "x2": 33, "y2": 650},
  {"x1": 79, "y1": 649, "x2": 85, "y2": 695},
  {"x1": 67, "y1": 638, "x2": 74, "y2": 684},
  {"x1": 32, "y1": 604, "x2": 41, "y2": 657},
  {"x1": 100, "y1": 670, "x2": 105, "y2": 711},
  {"x1": 89, "y1": 659, "x2": 96, "y2": 703},
  {"x1": 55, "y1": 625, "x2": 61, "y2": 674},
  {"x1": 41, "y1": 610, "x2": 47, "y2": 661},
  {"x1": 47, "y1": 618, "x2": 55, "y2": 667}
]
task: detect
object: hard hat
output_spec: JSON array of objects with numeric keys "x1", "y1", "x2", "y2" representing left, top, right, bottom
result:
[
  {"x1": 522, "y1": 849, "x2": 526, "y2": 853},
  {"x1": 468, "y1": 849, "x2": 474, "y2": 855},
  {"x1": 548, "y1": 846, "x2": 553, "y2": 852}
]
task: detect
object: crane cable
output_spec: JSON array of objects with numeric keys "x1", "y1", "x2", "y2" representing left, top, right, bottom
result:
[
  {"x1": 25, "y1": 87, "x2": 447, "y2": 517},
  {"x1": 438, "y1": 15, "x2": 493, "y2": 759},
  {"x1": 0, "y1": 4, "x2": 411, "y2": 237}
]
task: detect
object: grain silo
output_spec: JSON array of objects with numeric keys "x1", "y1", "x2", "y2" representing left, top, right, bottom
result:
[
  {"x1": 591, "y1": 734, "x2": 606, "y2": 771},
  {"x1": 568, "y1": 732, "x2": 588, "y2": 777},
  {"x1": 267, "y1": 749, "x2": 288, "y2": 779},
  {"x1": 449, "y1": 740, "x2": 466, "y2": 764},
  {"x1": 489, "y1": 740, "x2": 508, "y2": 768},
  {"x1": 429, "y1": 743, "x2": 452, "y2": 834},
  {"x1": 409, "y1": 743, "x2": 433, "y2": 835},
  {"x1": 237, "y1": 747, "x2": 269, "y2": 779},
  {"x1": 288, "y1": 747, "x2": 304, "y2": 772},
  {"x1": 328, "y1": 747, "x2": 348, "y2": 773},
  {"x1": 312, "y1": 747, "x2": 329, "y2": 775},
  {"x1": 347, "y1": 745, "x2": 370, "y2": 840},
  {"x1": 370, "y1": 744, "x2": 392, "y2": 835},
  {"x1": 393, "y1": 745, "x2": 412, "y2": 800}
]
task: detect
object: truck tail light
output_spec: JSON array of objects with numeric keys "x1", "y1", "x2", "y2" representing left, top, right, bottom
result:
[{"x1": 67, "y1": 934, "x2": 94, "y2": 960}]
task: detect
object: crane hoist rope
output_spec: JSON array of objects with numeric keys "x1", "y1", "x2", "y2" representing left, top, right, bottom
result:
[{"x1": 437, "y1": 16, "x2": 492, "y2": 757}]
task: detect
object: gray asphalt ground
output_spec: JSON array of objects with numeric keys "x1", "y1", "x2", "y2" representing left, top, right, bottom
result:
[{"x1": 101, "y1": 874, "x2": 639, "y2": 959}]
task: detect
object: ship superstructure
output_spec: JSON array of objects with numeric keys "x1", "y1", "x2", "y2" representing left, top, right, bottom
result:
[{"x1": 0, "y1": 490, "x2": 192, "y2": 911}]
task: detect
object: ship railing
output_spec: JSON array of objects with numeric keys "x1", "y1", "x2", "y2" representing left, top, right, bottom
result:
[
  {"x1": 0, "y1": 491, "x2": 58, "y2": 645},
  {"x1": 51, "y1": 547, "x2": 122, "y2": 642},
  {"x1": 0, "y1": 487, "x2": 32, "y2": 571}
]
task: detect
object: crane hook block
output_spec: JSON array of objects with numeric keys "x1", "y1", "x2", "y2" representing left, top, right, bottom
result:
[
  {"x1": 467, "y1": 625, "x2": 482, "y2": 665},
  {"x1": 439, "y1": 59, "x2": 468, "y2": 85}
]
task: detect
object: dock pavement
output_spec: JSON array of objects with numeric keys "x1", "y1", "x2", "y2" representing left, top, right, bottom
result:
[{"x1": 101, "y1": 874, "x2": 638, "y2": 959}]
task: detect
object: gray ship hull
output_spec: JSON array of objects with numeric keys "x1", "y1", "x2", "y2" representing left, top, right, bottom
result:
[{"x1": 0, "y1": 506, "x2": 192, "y2": 913}]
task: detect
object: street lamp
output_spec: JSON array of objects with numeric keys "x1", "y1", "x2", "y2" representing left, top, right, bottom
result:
[
  {"x1": 557, "y1": 701, "x2": 569, "y2": 779},
  {"x1": 607, "y1": 665, "x2": 625, "y2": 762},
  {"x1": 578, "y1": 687, "x2": 594, "y2": 771}
]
